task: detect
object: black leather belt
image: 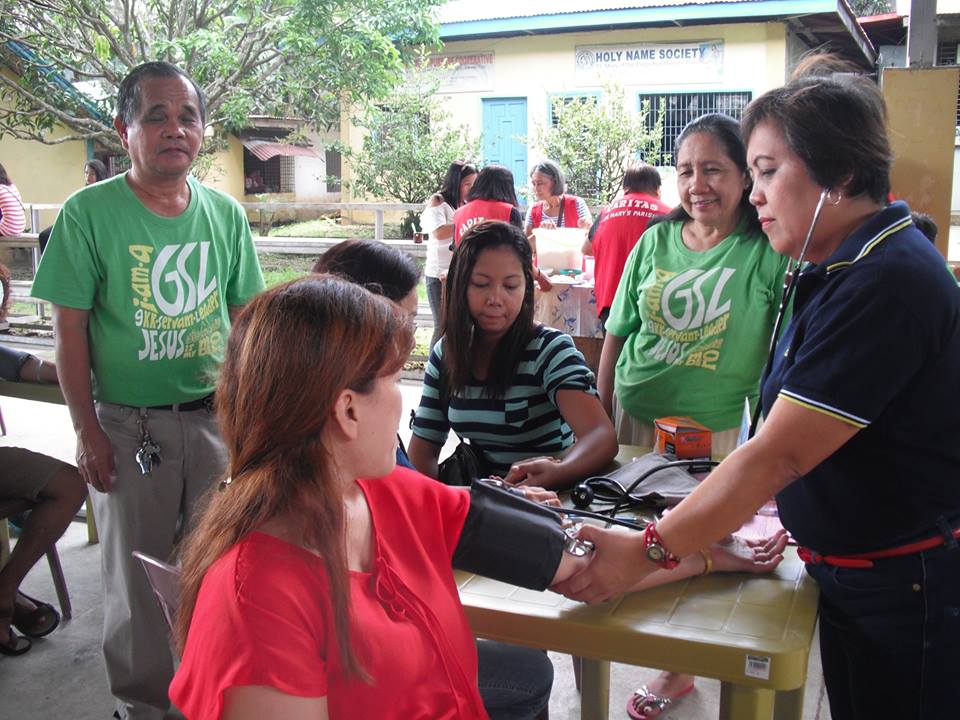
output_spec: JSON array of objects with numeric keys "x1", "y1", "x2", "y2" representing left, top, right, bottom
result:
[{"x1": 148, "y1": 394, "x2": 214, "y2": 412}]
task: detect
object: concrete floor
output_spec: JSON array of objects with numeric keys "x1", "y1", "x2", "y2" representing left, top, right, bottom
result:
[{"x1": 0, "y1": 379, "x2": 832, "y2": 720}]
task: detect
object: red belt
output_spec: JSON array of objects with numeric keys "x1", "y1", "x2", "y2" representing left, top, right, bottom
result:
[{"x1": 798, "y1": 526, "x2": 960, "y2": 569}]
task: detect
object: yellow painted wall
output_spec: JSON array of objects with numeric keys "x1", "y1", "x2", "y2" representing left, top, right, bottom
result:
[
  {"x1": 0, "y1": 69, "x2": 90, "y2": 227},
  {"x1": 340, "y1": 21, "x2": 789, "y2": 224},
  {"x1": 0, "y1": 135, "x2": 88, "y2": 229},
  {"x1": 438, "y1": 22, "x2": 786, "y2": 152},
  {"x1": 203, "y1": 133, "x2": 245, "y2": 200},
  {"x1": 883, "y1": 66, "x2": 959, "y2": 258}
]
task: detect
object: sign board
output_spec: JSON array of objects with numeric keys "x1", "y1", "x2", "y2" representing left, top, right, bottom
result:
[
  {"x1": 427, "y1": 52, "x2": 495, "y2": 93},
  {"x1": 574, "y1": 40, "x2": 724, "y2": 85}
]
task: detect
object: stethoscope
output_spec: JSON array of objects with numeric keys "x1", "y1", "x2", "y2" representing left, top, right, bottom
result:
[
  {"x1": 558, "y1": 189, "x2": 833, "y2": 525},
  {"x1": 747, "y1": 188, "x2": 831, "y2": 437}
]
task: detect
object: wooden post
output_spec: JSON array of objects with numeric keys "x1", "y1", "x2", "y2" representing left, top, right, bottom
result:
[
  {"x1": 375, "y1": 210, "x2": 384, "y2": 241},
  {"x1": 882, "y1": 66, "x2": 960, "y2": 258},
  {"x1": 906, "y1": 0, "x2": 937, "y2": 68}
]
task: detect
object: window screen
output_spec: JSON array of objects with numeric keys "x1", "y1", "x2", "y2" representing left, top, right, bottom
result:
[{"x1": 637, "y1": 91, "x2": 753, "y2": 160}]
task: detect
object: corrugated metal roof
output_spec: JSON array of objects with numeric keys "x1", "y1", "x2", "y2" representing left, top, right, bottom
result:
[
  {"x1": 241, "y1": 140, "x2": 319, "y2": 162},
  {"x1": 439, "y1": 0, "x2": 758, "y2": 23}
]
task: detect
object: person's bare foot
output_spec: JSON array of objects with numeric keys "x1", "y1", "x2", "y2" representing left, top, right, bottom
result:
[
  {"x1": 626, "y1": 671, "x2": 695, "y2": 718},
  {"x1": 12, "y1": 591, "x2": 60, "y2": 638}
]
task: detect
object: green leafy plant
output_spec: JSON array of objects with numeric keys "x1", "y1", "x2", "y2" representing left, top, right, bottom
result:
[
  {"x1": 345, "y1": 57, "x2": 480, "y2": 236},
  {"x1": 0, "y1": 0, "x2": 443, "y2": 154},
  {"x1": 527, "y1": 85, "x2": 668, "y2": 205}
]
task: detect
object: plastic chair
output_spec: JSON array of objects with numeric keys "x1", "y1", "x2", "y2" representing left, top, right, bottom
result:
[
  {"x1": 131, "y1": 550, "x2": 180, "y2": 634},
  {"x1": 0, "y1": 497, "x2": 72, "y2": 619}
]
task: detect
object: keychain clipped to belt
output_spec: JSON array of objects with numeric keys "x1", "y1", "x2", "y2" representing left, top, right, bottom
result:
[{"x1": 135, "y1": 409, "x2": 162, "y2": 475}]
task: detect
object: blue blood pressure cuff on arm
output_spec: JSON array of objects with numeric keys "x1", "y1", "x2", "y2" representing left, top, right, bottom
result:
[{"x1": 452, "y1": 479, "x2": 565, "y2": 591}]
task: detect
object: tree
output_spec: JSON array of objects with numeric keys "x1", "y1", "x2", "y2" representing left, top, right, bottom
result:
[
  {"x1": 0, "y1": 0, "x2": 443, "y2": 152},
  {"x1": 849, "y1": 0, "x2": 892, "y2": 16},
  {"x1": 527, "y1": 87, "x2": 667, "y2": 205},
  {"x1": 347, "y1": 65, "x2": 480, "y2": 236}
]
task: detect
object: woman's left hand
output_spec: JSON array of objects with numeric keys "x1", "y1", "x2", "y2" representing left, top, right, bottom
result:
[
  {"x1": 710, "y1": 529, "x2": 789, "y2": 573},
  {"x1": 503, "y1": 456, "x2": 564, "y2": 489}
]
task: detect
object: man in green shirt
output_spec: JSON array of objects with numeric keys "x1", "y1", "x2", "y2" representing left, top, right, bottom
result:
[{"x1": 32, "y1": 62, "x2": 264, "y2": 720}]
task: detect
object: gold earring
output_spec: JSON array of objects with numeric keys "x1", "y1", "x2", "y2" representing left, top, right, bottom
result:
[{"x1": 826, "y1": 189, "x2": 843, "y2": 206}]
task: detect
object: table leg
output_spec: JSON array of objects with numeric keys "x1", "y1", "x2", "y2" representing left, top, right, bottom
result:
[
  {"x1": 773, "y1": 687, "x2": 804, "y2": 720},
  {"x1": 579, "y1": 658, "x2": 610, "y2": 720},
  {"x1": 719, "y1": 682, "x2": 775, "y2": 720},
  {"x1": 85, "y1": 497, "x2": 98, "y2": 544},
  {"x1": 0, "y1": 519, "x2": 10, "y2": 566}
]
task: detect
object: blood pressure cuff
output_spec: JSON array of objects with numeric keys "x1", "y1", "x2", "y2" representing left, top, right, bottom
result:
[
  {"x1": 0, "y1": 345, "x2": 31, "y2": 382},
  {"x1": 452, "y1": 479, "x2": 565, "y2": 591}
]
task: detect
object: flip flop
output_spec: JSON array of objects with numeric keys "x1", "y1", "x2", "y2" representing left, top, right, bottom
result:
[
  {"x1": 12, "y1": 592, "x2": 60, "y2": 639},
  {"x1": 0, "y1": 627, "x2": 32, "y2": 656},
  {"x1": 626, "y1": 682, "x2": 695, "y2": 719}
]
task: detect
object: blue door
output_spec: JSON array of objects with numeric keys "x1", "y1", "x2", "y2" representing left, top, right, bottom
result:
[{"x1": 482, "y1": 98, "x2": 528, "y2": 191}]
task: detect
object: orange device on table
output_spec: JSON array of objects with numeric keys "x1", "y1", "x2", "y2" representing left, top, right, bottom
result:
[{"x1": 653, "y1": 416, "x2": 712, "y2": 460}]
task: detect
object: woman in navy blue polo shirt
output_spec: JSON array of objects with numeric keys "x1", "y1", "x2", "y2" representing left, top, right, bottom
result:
[{"x1": 554, "y1": 70, "x2": 960, "y2": 719}]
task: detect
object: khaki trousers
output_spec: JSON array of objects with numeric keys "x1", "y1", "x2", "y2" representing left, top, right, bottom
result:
[
  {"x1": 612, "y1": 396, "x2": 742, "y2": 458},
  {"x1": 92, "y1": 401, "x2": 227, "y2": 720}
]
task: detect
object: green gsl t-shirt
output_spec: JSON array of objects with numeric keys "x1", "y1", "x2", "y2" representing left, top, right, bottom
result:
[
  {"x1": 32, "y1": 173, "x2": 265, "y2": 406},
  {"x1": 605, "y1": 216, "x2": 790, "y2": 431}
]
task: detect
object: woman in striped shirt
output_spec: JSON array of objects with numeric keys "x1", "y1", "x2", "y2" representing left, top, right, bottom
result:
[
  {"x1": 0, "y1": 164, "x2": 25, "y2": 237},
  {"x1": 409, "y1": 220, "x2": 618, "y2": 490}
]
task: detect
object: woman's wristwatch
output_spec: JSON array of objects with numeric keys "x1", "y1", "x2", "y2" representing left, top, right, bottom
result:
[{"x1": 642, "y1": 522, "x2": 680, "y2": 569}]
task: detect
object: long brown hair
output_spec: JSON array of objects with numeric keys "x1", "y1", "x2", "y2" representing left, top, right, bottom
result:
[{"x1": 175, "y1": 275, "x2": 414, "y2": 679}]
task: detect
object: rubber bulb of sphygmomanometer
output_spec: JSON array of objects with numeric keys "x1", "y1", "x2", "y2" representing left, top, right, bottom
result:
[{"x1": 571, "y1": 483, "x2": 593, "y2": 509}]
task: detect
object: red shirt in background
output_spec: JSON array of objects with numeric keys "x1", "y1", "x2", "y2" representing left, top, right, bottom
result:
[
  {"x1": 529, "y1": 194, "x2": 583, "y2": 229},
  {"x1": 169, "y1": 467, "x2": 486, "y2": 720},
  {"x1": 592, "y1": 192, "x2": 671, "y2": 315},
  {"x1": 454, "y1": 199, "x2": 514, "y2": 245}
]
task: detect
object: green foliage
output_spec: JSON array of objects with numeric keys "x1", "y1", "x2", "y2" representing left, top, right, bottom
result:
[
  {"x1": 0, "y1": 0, "x2": 443, "y2": 151},
  {"x1": 347, "y1": 61, "x2": 481, "y2": 215},
  {"x1": 849, "y1": 0, "x2": 892, "y2": 16},
  {"x1": 527, "y1": 86, "x2": 668, "y2": 205}
]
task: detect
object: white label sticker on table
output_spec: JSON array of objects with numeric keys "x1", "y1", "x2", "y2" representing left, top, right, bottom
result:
[{"x1": 745, "y1": 654, "x2": 771, "y2": 680}]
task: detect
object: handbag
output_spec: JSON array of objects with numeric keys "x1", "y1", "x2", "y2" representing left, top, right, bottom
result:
[{"x1": 437, "y1": 437, "x2": 486, "y2": 487}]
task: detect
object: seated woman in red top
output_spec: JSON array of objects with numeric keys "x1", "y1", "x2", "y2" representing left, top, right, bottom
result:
[
  {"x1": 170, "y1": 275, "x2": 785, "y2": 720},
  {"x1": 169, "y1": 275, "x2": 593, "y2": 720}
]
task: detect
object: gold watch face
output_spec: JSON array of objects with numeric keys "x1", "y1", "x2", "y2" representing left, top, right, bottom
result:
[{"x1": 646, "y1": 544, "x2": 666, "y2": 563}]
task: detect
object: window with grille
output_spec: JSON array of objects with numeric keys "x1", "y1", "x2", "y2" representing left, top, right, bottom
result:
[
  {"x1": 936, "y1": 40, "x2": 960, "y2": 129},
  {"x1": 548, "y1": 92, "x2": 600, "y2": 127},
  {"x1": 637, "y1": 91, "x2": 753, "y2": 161},
  {"x1": 325, "y1": 149, "x2": 342, "y2": 192},
  {"x1": 279, "y1": 156, "x2": 295, "y2": 193}
]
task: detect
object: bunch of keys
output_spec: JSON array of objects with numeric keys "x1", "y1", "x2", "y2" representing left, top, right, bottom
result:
[{"x1": 135, "y1": 412, "x2": 162, "y2": 475}]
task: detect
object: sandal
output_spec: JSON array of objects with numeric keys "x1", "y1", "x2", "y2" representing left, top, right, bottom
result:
[
  {"x1": 0, "y1": 607, "x2": 32, "y2": 656},
  {"x1": 13, "y1": 591, "x2": 60, "y2": 639},
  {"x1": 626, "y1": 682, "x2": 694, "y2": 719}
]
